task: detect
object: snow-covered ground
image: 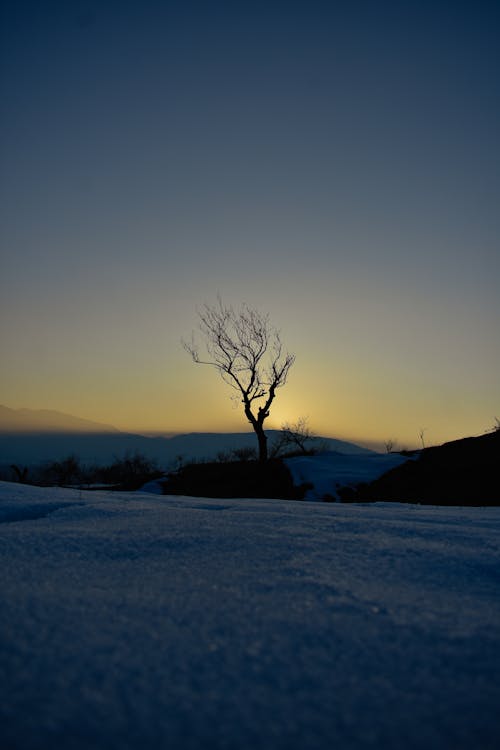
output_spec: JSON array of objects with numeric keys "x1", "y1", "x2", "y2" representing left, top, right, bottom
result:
[
  {"x1": 1, "y1": 481, "x2": 499, "y2": 750},
  {"x1": 285, "y1": 451, "x2": 412, "y2": 500}
]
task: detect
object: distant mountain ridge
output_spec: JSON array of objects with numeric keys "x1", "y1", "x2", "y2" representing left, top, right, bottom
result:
[
  {"x1": 0, "y1": 405, "x2": 119, "y2": 433},
  {"x1": 0, "y1": 406, "x2": 376, "y2": 467}
]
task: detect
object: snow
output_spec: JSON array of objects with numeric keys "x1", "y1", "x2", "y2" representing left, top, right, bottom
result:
[
  {"x1": 285, "y1": 451, "x2": 413, "y2": 499},
  {"x1": 138, "y1": 477, "x2": 165, "y2": 494},
  {"x1": 1, "y1": 481, "x2": 499, "y2": 750}
]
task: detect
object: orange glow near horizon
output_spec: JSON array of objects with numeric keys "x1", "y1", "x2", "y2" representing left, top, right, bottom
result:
[{"x1": 2, "y1": 342, "x2": 496, "y2": 453}]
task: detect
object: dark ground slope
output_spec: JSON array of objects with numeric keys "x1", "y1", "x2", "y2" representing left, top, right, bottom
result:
[
  {"x1": 348, "y1": 431, "x2": 500, "y2": 506},
  {"x1": 161, "y1": 459, "x2": 310, "y2": 500}
]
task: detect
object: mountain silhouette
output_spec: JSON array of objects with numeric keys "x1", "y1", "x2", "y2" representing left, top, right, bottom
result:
[
  {"x1": 0, "y1": 405, "x2": 119, "y2": 433},
  {"x1": 0, "y1": 407, "x2": 374, "y2": 467}
]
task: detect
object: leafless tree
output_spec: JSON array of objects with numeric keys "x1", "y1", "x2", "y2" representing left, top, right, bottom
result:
[
  {"x1": 276, "y1": 416, "x2": 318, "y2": 456},
  {"x1": 384, "y1": 438, "x2": 398, "y2": 454},
  {"x1": 183, "y1": 298, "x2": 295, "y2": 462},
  {"x1": 418, "y1": 427, "x2": 427, "y2": 449}
]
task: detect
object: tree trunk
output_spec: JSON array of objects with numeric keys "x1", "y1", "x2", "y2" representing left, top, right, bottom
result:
[{"x1": 254, "y1": 424, "x2": 268, "y2": 463}]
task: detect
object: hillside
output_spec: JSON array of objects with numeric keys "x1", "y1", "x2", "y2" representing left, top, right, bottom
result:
[{"x1": 347, "y1": 430, "x2": 500, "y2": 505}]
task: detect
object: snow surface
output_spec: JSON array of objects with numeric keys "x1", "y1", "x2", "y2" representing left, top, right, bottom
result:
[
  {"x1": 1, "y1": 481, "x2": 499, "y2": 750},
  {"x1": 285, "y1": 451, "x2": 413, "y2": 500}
]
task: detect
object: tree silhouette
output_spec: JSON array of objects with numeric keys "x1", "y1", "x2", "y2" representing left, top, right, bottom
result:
[
  {"x1": 274, "y1": 417, "x2": 318, "y2": 456},
  {"x1": 183, "y1": 298, "x2": 295, "y2": 462}
]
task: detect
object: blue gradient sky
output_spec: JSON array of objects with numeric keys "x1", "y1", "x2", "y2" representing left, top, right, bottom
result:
[{"x1": 1, "y1": 1, "x2": 499, "y2": 448}]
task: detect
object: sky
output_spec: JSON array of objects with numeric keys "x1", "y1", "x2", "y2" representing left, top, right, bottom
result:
[{"x1": 1, "y1": 0, "x2": 499, "y2": 449}]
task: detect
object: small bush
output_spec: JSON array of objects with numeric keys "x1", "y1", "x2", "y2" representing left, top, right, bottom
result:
[
  {"x1": 37, "y1": 454, "x2": 82, "y2": 486},
  {"x1": 95, "y1": 451, "x2": 162, "y2": 490}
]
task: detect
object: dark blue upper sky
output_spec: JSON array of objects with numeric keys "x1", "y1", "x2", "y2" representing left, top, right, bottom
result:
[{"x1": 1, "y1": 0, "x2": 499, "y2": 444}]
